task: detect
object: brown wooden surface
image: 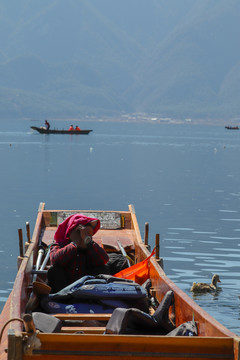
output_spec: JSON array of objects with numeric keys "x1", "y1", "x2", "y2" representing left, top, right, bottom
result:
[
  {"x1": 23, "y1": 334, "x2": 235, "y2": 360},
  {"x1": 0, "y1": 203, "x2": 45, "y2": 360},
  {"x1": 149, "y1": 258, "x2": 236, "y2": 338},
  {"x1": 54, "y1": 314, "x2": 111, "y2": 321},
  {"x1": 1, "y1": 204, "x2": 240, "y2": 360},
  {"x1": 60, "y1": 327, "x2": 105, "y2": 334}
]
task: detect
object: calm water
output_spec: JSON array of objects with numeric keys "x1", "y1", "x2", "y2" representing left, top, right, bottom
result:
[{"x1": 0, "y1": 119, "x2": 240, "y2": 334}]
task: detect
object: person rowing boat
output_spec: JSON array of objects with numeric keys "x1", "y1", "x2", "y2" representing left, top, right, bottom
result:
[{"x1": 45, "y1": 120, "x2": 50, "y2": 130}]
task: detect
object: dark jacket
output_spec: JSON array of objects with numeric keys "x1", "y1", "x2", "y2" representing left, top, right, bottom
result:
[{"x1": 50, "y1": 240, "x2": 109, "y2": 284}]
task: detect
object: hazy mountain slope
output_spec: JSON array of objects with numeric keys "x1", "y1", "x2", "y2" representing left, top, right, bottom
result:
[
  {"x1": 0, "y1": 0, "x2": 239, "y2": 119},
  {"x1": 90, "y1": 0, "x2": 196, "y2": 50},
  {"x1": 127, "y1": 0, "x2": 240, "y2": 117},
  {"x1": 1, "y1": 0, "x2": 142, "y2": 65},
  {"x1": 0, "y1": 0, "x2": 141, "y2": 116}
]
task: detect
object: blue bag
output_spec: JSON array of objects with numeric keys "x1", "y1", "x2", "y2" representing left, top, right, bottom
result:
[{"x1": 49, "y1": 274, "x2": 147, "y2": 301}]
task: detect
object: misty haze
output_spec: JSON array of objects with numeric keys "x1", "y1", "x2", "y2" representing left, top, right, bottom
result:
[{"x1": 0, "y1": 0, "x2": 240, "y2": 122}]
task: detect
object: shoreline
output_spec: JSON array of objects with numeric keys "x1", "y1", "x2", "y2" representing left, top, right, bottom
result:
[{"x1": 28, "y1": 116, "x2": 239, "y2": 127}]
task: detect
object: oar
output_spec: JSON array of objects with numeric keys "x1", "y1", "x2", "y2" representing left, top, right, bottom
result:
[
  {"x1": 32, "y1": 234, "x2": 48, "y2": 280},
  {"x1": 117, "y1": 240, "x2": 131, "y2": 267},
  {"x1": 40, "y1": 247, "x2": 50, "y2": 271},
  {"x1": 26, "y1": 237, "x2": 50, "y2": 312},
  {"x1": 32, "y1": 247, "x2": 45, "y2": 282}
]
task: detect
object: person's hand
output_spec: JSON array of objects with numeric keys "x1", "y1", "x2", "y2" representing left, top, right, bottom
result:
[
  {"x1": 83, "y1": 235, "x2": 92, "y2": 246},
  {"x1": 70, "y1": 225, "x2": 93, "y2": 249},
  {"x1": 71, "y1": 237, "x2": 85, "y2": 248}
]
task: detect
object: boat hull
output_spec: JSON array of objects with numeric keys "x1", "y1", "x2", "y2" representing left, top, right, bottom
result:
[
  {"x1": 225, "y1": 126, "x2": 239, "y2": 130},
  {"x1": 31, "y1": 126, "x2": 92, "y2": 134}
]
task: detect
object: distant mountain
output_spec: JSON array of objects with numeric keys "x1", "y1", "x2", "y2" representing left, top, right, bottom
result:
[
  {"x1": 0, "y1": 0, "x2": 239, "y2": 121},
  {"x1": 127, "y1": 0, "x2": 240, "y2": 118}
]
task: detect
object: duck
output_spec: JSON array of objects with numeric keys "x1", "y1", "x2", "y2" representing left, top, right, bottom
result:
[{"x1": 190, "y1": 274, "x2": 221, "y2": 293}]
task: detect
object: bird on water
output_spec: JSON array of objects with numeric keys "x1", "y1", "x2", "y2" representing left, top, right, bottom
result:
[{"x1": 190, "y1": 274, "x2": 221, "y2": 293}]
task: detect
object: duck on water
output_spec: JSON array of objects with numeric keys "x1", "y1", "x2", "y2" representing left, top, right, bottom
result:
[{"x1": 190, "y1": 274, "x2": 221, "y2": 293}]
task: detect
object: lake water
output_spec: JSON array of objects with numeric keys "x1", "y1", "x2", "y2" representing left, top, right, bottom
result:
[{"x1": 0, "y1": 119, "x2": 240, "y2": 334}]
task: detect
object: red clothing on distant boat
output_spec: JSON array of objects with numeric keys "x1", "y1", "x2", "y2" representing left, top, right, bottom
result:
[
  {"x1": 75, "y1": 126, "x2": 81, "y2": 131},
  {"x1": 68, "y1": 125, "x2": 74, "y2": 131}
]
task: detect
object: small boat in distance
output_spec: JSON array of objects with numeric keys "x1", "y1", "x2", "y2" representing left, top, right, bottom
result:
[
  {"x1": 31, "y1": 126, "x2": 92, "y2": 134},
  {"x1": 225, "y1": 126, "x2": 239, "y2": 130}
]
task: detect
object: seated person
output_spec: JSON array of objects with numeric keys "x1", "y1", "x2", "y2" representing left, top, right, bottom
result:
[
  {"x1": 48, "y1": 214, "x2": 109, "y2": 293},
  {"x1": 75, "y1": 125, "x2": 81, "y2": 131},
  {"x1": 45, "y1": 120, "x2": 50, "y2": 130},
  {"x1": 68, "y1": 125, "x2": 74, "y2": 131}
]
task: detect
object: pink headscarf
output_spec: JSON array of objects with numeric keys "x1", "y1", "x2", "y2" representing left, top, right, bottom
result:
[{"x1": 54, "y1": 213, "x2": 100, "y2": 246}]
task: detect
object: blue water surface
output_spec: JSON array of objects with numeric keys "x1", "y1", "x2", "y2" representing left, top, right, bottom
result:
[{"x1": 0, "y1": 119, "x2": 240, "y2": 334}]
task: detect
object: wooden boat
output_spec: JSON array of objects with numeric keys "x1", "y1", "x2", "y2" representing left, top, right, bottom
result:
[
  {"x1": 0, "y1": 203, "x2": 239, "y2": 360},
  {"x1": 31, "y1": 126, "x2": 92, "y2": 134},
  {"x1": 225, "y1": 126, "x2": 239, "y2": 130}
]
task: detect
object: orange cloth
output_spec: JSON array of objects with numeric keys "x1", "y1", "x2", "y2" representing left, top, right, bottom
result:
[
  {"x1": 75, "y1": 126, "x2": 81, "y2": 131},
  {"x1": 114, "y1": 248, "x2": 156, "y2": 285},
  {"x1": 68, "y1": 126, "x2": 74, "y2": 131}
]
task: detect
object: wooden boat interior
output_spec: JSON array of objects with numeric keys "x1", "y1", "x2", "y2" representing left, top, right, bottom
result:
[{"x1": 1, "y1": 203, "x2": 240, "y2": 360}]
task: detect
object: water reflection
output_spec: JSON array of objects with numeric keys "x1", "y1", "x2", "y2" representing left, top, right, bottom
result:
[{"x1": 191, "y1": 288, "x2": 222, "y2": 301}]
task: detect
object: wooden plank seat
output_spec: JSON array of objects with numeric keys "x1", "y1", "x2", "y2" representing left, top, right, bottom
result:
[
  {"x1": 101, "y1": 236, "x2": 134, "y2": 252},
  {"x1": 61, "y1": 326, "x2": 105, "y2": 334},
  {"x1": 21, "y1": 334, "x2": 236, "y2": 360},
  {"x1": 58, "y1": 314, "x2": 107, "y2": 334},
  {"x1": 54, "y1": 314, "x2": 111, "y2": 321},
  {"x1": 28, "y1": 313, "x2": 110, "y2": 335},
  {"x1": 55, "y1": 314, "x2": 110, "y2": 335}
]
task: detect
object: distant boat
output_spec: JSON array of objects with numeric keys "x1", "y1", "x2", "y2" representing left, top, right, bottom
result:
[
  {"x1": 225, "y1": 126, "x2": 239, "y2": 130},
  {"x1": 31, "y1": 126, "x2": 92, "y2": 135}
]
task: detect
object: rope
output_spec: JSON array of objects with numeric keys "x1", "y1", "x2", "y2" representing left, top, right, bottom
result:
[
  {"x1": 126, "y1": 255, "x2": 134, "y2": 266},
  {"x1": 0, "y1": 318, "x2": 24, "y2": 344}
]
